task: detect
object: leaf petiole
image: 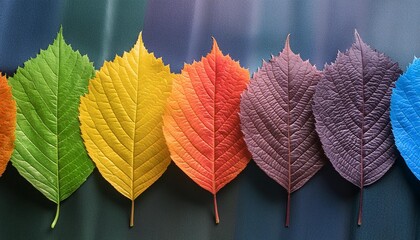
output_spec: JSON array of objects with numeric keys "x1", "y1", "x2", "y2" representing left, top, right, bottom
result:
[
  {"x1": 214, "y1": 194, "x2": 219, "y2": 224},
  {"x1": 130, "y1": 200, "x2": 135, "y2": 227},
  {"x1": 51, "y1": 203, "x2": 60, "y2": 229},
  {"x1": 285, "y1": 192, "x2": 291, "y2": 227},
  {"x1": 357, "y1": 187, "x2": 363, "y2": 226}
]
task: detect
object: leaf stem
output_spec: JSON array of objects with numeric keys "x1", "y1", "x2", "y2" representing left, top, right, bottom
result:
[
  {"x1": 357, "y1": 187, "x2": 363, "y2": 226},
  {"x1": 285, "y1": 192, "x2": 290, "y2": 227},
  {"x1": 213, "y1": 193, "x2": 219, "y2": 224},
  {"x1": 51, "y1": 203, "x2": 60, "y2": 229},
  {"x1": 130, "y1": 199, "x2": 135, "y2": 227}
]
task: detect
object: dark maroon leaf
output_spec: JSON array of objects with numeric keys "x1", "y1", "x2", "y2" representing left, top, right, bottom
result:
[
  {"x1": 312, "y1": 31, "x2": 401, "y2": 225},
  {"x1": 240, "y1": 35, "x2": 326, "y2": 227}
]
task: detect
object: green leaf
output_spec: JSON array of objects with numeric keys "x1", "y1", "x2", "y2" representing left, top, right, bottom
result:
[{"x1": 9, "y1": 28, "x2": 95, "y2": 228}]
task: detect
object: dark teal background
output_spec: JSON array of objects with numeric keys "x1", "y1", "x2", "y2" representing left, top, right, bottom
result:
[{"x1": 0, "y1": 0, "x2": 419, "y2": 239}]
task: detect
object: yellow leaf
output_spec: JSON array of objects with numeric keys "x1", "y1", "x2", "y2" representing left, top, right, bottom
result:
[{"x1": 79, "y1": 32, "x2": 175, "y2": 227}]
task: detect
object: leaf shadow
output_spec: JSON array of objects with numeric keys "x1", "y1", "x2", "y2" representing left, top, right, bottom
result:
[
  {"x1": 158, "y1": 163, "x2": 210, "y2": 207},
  {"x1": 146, "y1": 163, "x2": 217, "y2": 224},
  {"x1": 317, "y1": 162, "x2": 358, "y2": 198},
  {"x1": 243, "y1": 161, "x2": 286, "y2": 203},
  {"x1": 0, "y1": 165, "x2": 55, "y2": 235},
  {"x1": 245, "y1": 161, "x2": 358, "y2": 201},
  {"x1": 396, "y1": 154, "x2": 420, "y2": 199},
  {"x1": 90, "y1": 169, "x2": 128, "y2": 209},
  {"x1": 0, "y1": 165, "x2": 51, "y2": 209}
]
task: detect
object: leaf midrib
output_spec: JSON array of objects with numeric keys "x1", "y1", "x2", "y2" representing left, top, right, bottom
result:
[
  {"x1": 357, "y1": 34, "x2": 366, "y2": 189},
  {"x1": 55, "y1": 33, "x2": 61, "y2": 203},
  {"x1": 131, "y1": 45, "x2": 141, "y2": 201},
  {"x1": 286, "y1": 41, "x2": 292, "y2": 195},
  {"x1": 212, "y1": 45, "x2": 217, "y2": 194}
]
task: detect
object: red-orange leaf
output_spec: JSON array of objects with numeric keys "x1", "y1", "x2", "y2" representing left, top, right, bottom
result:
[
  {"x1": 163, "y1": 39, "x2": 251, "y2": 223},
  {"x1": 0, "y1": 73, "x2": 16, "y2": 176}
]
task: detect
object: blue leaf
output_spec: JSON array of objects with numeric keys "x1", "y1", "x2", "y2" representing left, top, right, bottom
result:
[{"x1": 390, "y1": 58, "x2": 420, "y2": 180}]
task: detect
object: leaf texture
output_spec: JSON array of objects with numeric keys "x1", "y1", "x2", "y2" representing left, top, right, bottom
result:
[
  {"x1": 240, "y1": 36, "x2": 326, "y2": 227},
  {"x1": 9, "y1": 28, "x2": 95, "y2": 228},
  {"x1": 162, "y1": 39, "x2": 251, "y2": 223},
  {"x1": 0, "y1": 73, "x2": 16, "y2": 176},
  {"x1": 312, "y1": 31, "x2": 401, "y2": 225},
  {"x1": 390, "y1": 58, "x2": 420, "y2": 180},
  {"x1": 79, "y1": 33, "x2": 174, "y2": 227}
]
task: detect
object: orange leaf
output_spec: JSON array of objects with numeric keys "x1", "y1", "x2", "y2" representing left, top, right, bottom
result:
[
  {"x1": 0, "y1": 73, "x2": 16, "y2": 176},
  {"x1": 163, "y1": 39, "x2": 251, "y2": 223}
]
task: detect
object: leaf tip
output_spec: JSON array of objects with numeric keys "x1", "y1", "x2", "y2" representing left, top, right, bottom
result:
[
  {"x1": 211, "y1": 37, "x2": 221, "y2": 54},
  {"x1": 134, "y1": 32, "x2": 148, "y2": 55},
  {"x1": 137, "y1": 31, "x2": 144, "y2": 44},
  {"x1": 353, "y1": 29, "x2": 365, "y2": 47},
  {"x1": 284, "y1": 34, "x2": 291, "y2": 51},
  {"x1": 354, "y1": 29, "x2": 359, "y2": 38},
  {"x1": 58, "y1": 25, "x2": 64, "y2": 39}
]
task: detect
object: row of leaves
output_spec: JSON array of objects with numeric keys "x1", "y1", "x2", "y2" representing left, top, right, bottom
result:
[{"x1": 0, "y1": 28, "x2": 418, "y2": 229}]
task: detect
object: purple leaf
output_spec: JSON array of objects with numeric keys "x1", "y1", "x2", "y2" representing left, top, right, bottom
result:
[
  {"x1": 240, "y1": 35, "x2": 326, "y2": 227},
  {"x1": 312, "y1": 31, "x2": 402, "y2": 225}
]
